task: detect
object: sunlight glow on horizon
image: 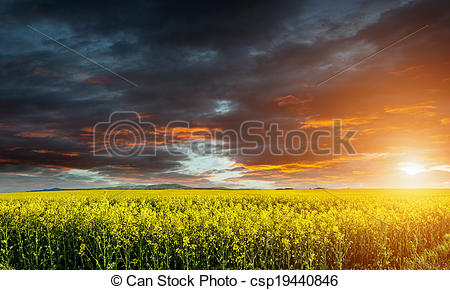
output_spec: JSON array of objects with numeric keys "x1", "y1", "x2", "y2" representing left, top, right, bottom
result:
[{"x1": 399, "y1": 162, "x2": 426, "y2": 176}]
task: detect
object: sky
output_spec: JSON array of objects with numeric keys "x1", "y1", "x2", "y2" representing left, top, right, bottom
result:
[{"x1": 0, "y1": 0, "x2": 449, "y2": 192}]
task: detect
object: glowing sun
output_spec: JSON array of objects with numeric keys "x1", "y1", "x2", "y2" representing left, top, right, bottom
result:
[{"x1": 399, "y1": 162, "x2": 425, "y2": 176}]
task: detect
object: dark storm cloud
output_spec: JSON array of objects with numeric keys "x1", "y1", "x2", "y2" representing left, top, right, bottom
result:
[
  {"x1": 1, "y1": 0, "x2": 449, "y2": 190},
  {"x1": 1, "y1": 0, "x2": 308, "y2": 124},
  {"x1": 0, "y1": 0, "x2": 310, "y2": 185},
  {"x1": 7, "y1": 1, "x2": 304, "y2": 46}
]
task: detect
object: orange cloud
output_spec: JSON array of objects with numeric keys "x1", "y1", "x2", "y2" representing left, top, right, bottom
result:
[
  {"x1": 8, "y1": 147, "x2": 23, "y2": 151},
  {"x1": 81, "y1": 127, "x2": 94, "y2": 133},
  {"x1": 163, "y1": 126, "x2": 222, "y2": 144},
  {"x1": 32, "y1": 150, "x2": 81, "y2": 157},
  {"x1": 0, "y1": 60, "x2": 21, "y2": 70},
  {"x1": 82, "y1": 76, "x2": 113, "y2": 84},
  {"x1": 233, "y1": 156, "x2": 363, "y2": 173},
  {"x1": 384, "y1": 103, "x2": 436, "y2": 115},
  {"x1": 389, "y1": 65, "x2": 424, "y2": 76},
  {"x1": 107, "y1": 165, "x2": 138, "y2": 170},
  {"x1": 302, "y1": 115, "x2": 378, "y2": 129},
  {"x1": 16, "y1": 129, "x2": 57, "y2": 138},
  {"x1": 274, "y1": 95, "x2": 311, "y2": 107},
  {"x1": 32, "y1": 66, "x2": 65, "y2": 78}
]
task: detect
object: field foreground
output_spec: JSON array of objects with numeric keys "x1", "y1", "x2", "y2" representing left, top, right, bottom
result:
[{"x1": 0, "y1": 189, "x2": 449, "y2": 270}]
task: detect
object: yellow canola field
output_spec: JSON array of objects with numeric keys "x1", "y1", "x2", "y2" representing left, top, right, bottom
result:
[{"x1": 0, "y1": 189, "x2": 448, "y2": 269}]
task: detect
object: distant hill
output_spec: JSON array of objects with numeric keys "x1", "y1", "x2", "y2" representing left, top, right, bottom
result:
[
  {"x1": 28, "y1": 183, "x2": 234, "y2": 192},
  {"x1": 107, "y1": 184, "x2": 193, "y2": 190}
]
